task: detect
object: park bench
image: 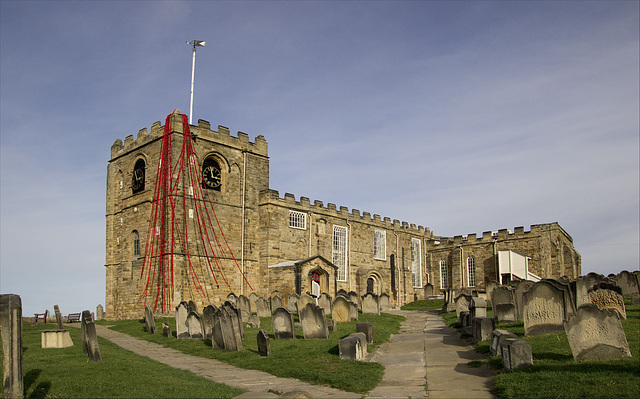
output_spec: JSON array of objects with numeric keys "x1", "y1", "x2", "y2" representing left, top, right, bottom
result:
[
  {"x1": 66, "y1": 313, "x2": 81, "y2": 323},
  {"x1": 33, "y1": 310, "x2": 48, "y2": 324}
]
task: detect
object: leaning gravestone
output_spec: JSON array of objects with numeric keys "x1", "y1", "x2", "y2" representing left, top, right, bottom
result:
[
  {"x1": 237, "y1": 295, "x2": 252, "y2": 322},
  {"x1": 220, "y1": 307, "x2": 242, "y2": 351},
  {"x1": 175, "y1": 301, "x2": 190, "y2": 339},
  {"x1": 272, "y1": 307, "x2": 295, "y2": 339},
  {"x1": 522, "y1": 281, "x2": 567, "y2": 336},
  {"x1": 318, "y1": 293, "x2": 332, "y2": 315},
  {"x1": 226, "y1": 292, "x2": 237, "y2": 307},
  {"x1": 1, "y1": 294, "x2": 23, "y2": 398},
  {"x1": 575, "y1": 273, "x2": 612, "y2": 308},
  {"x1": 588, "y1": 283, "x2": 626, "y2": 319},
  {"x1": 257, "y1": 329, "x2": 270, "y2": 356},
  {"x1": 339, "y1": 332, "x2": 367, "y2": 361},
  {"x1": 543, "y1": 278, "x2": 577, "y2": 320},
  {"x1": 162, "y1": 322, "x2": 172, "y2": 338},
  {"x1": 249, "y1": 292, "x2": 259, "y2": 314},
  {"x1": 287, "y1": 293, "x2": 300, "y2": 314},
  {"x1": 202, "y1": 305, "x2": 217, "y2": 339},
  {"x1": 379, "y1": 293, "x2": 391, "y2": 311},
  {"x1": 332, "y1": 296, "x2": 351, "y2": 323},
  {"x1": 144, "y1": 306, "x2": 157, "y2": 334},
  {"x1": 270, "y1": 294, "x2": 284, "y2": 313},
  {"x1": 54, "y1": 304, "x2": 64, "y2": 329},
  {"x1": 362, "y1": 293, "x2": 380, "y2": 315},
  {"x1": 614, "y1": 270, "x2": 640, "y2": 297},
  {"x1": 256, "y1": 297, "x2": 271, "y2": 318},
  {"x1": 81, "y1": 311, "x2": 101, "y2": 362},
  {"x1": 491, "y1": 286, "x2": 517, "y2": 323},
  {"x1": 564, "y1": 304, "x2": 632, "y2": 361},
  {"x1": 300, "y1": 303, "x2": 329, "y2": 339},
  {"x1": 514, "y1": 280, "x2": 535, "y2": 321},
  {"x1": 348, "y1": 299, "x2": 359, "y2": 322},
  {"x1": 454, "y1": 294, "x2": 472, "y2": 318},
  {"x1": 186, "y1": 311, "x2": 204, "y2": 339},
  {"x1": 211, "y1": 308, "x2": 226, "y2": 349}
]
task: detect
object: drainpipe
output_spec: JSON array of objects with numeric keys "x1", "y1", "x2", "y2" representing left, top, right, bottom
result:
[
  {"x1": 241, "y1": 151, "x2": 247, "y2": 295},
  {"x1": 346, "y1": 220, "x2": 352, "y2": 292},
  {"x1": 393, "y1": 230, "x2": 399, "y2": 305},
  {"x1": 459, "y1": 244, "x2": 464, "y2": 289},
  {"x1": 308, "y1": 211, "x2": 313, "y2": 258},
  {"x1": 493, "y1": 239, "x2": 498, "y2": 285}
]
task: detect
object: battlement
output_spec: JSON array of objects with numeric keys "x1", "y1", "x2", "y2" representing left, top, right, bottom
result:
[
  {"x1": 428, "y1": 222, "x2": 568, "y2": 246},
  {"x1": 260, "y1": 189, "x2": 432, "y2": 235},
  {"x1": 110, "y1": 110, "x2": 268, "y2": 159}
]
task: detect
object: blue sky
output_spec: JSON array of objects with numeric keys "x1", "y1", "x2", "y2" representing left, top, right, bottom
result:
[{"x1": 1, "y1": 1, "x2": 638, "y2": 316}]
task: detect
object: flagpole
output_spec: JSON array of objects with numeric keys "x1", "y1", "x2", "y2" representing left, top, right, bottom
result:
[{"x1": 187, "y1": 40, "x2": 205, "y2": 124}]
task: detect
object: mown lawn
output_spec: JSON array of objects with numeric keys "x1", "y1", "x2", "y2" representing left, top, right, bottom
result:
[{"x1": 105, "y1": 311, "x2": 404, "y2": 394}]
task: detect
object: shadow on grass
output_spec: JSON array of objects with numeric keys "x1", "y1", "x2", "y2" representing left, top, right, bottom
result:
[
  {"x1": 514, "y1": 362, "x2": 638, "y2": 375},
  {"x1": 533, "y1": 352, "x2": 573, "y2": 362},
  {"x1": 23, "y1": 369, "x2": 52, "y2": 399}
]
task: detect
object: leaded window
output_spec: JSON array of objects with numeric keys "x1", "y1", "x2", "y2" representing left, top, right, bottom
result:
[
  {"x1": 333, "y1": 225, "x2": 348, "y2": 281},
  {"x1": 289, "y1": 210, "x2": 307, "y2": 229},
  {"x1": 440, "y1": 260, "x2": 448, "y2": 289},
  {"x1": 411, "y1": 238, "x2": 422, "y2": 287},
  {"x1": 374, "y1": 229, "x2": 386, "y2": 260},
  {"x1": 133, "y1": 230, "x2": 140, "y2": 258},
  {"x1": 467, "y1": 256, "x2": 476, "y2": 287}
]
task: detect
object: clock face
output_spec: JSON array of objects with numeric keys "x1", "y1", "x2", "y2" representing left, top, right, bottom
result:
[
  {"x1": 203, "y1": 164, "x2": 221, "y2": 189},
  {"x1": 132, "y1": 168, "x2": 144, "y2": 191}
]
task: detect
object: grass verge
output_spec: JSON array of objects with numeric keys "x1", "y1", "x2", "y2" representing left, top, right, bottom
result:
[
  {"x1": 105, "y1": 311, "x2": 404, "y2": 394},
  {"x1": 0, "y1": 323, "x2": 246, "y2": 398}
]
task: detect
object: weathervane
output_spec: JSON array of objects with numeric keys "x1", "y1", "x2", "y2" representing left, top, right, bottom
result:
[{"x1": 186, "y1": 40, "x2": 206, "y2": 123}]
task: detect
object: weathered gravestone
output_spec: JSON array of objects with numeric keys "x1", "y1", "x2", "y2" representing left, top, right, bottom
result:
[
  {"x1": 54, "y1": 304, "x2": 64, "y2": 329},
  {"x1": 471, "y1": 317, "x2": 494, "y2": 343},
  {"x1": 379, "y1": 293, "x2": 391, "y2": 311},
  {"x1": 563, "y1": 304, "x2": 632, "y2": 361},
  {"x1": 588, "y1": 283, "x2": 626, "y2": 319},
  {"x1": 211, "y1": 308, "x2": 226, "y2": 349},
  {"x1": 441, "y1": 289, "x2": 456, "y2": 313},
  {"x1": 339, "y1": 332, "x2": 367, "y2": 361},
  {"x1": 348, "y1": 299, "x2": 359, "y2": 322},
  {"x1": 287, "y1": 293, "x2": 299, "y2": 314},
  {"x1": 162, "y1": 322, "x2": 172, "y2": 338},
  {"x1": 218, "y1": 307, "x2": 242, "y2": 351},
  {"x1": 513, "y1": 280, "x2": 535, "y2": 321},
  {"x1": 543, "y1": 278, "x2": 577, "y2": 320},
  {"x1": 81, "y1": 311, "x2": 101, "y2": 362},
  {"x1": 175, "y1": 301, "x2": 190, "y2": 339},
  {"x1": 1, "y1": 294, "x2": 23, "y2": 398},
  {"x1": 186, "y1": 311, "x2": 204, "y2": 339},
  {"x1": 362, "y1": 293, "x2": 380, "y2": 315},
  {"x1": 270, "y1": 294, "x2": 284, "y2": 313},
  {"x1": 575, "y1": 273, "x2": 613, "y2": 308},
  {"x1": 187, "y1": 300, "x2": 198, "y2": 314},
  {"x1": 95, "y1": 304, "x2": 104, "y2": 321},
  {"x1": 490, "y1": 329, "x2": 517, "y2": 357},
  {"x1": 332, "y1": 296, "x2": 351, "y2": 323},
  {"x1": 491, "y1": 286, "x2": 517, "y2": 323},
  {"x1": 272, "y1": 307, "x2": 295, "y2": 339},
  {"x1": 614, "y1": 270, "x2": 640, "y2": 297},
  {"x1": 223, "y1": 302, "x2": 244, "y2": 339},
  {"x1": 501, "y1": 338, "x2": 533, "y2": 370},
  {"x1": 257, "y1": 329, "x2": 270, "y2": 356},
  {"x1": 256, "y1": 297, "x2": 271, "y2": 318},
  {"x1": 459, "y1": 311, "x2": 471, "y2": 328},
  {"x1": 522, "y1": 281, "x2": 567, "y2": 336},
  {"x1": 246, "y1": 314, "x2": 260, "y2": 328},
  {"x1": 348, "y1": 291, "x2": 360, "y2": 310},
  {"x1": 318, "y1": 293, "x2": 332, "y2": 315},
  {"x1": 424, "y1": 283, "x2": 434, "y2": 297},
  {"x1": 356, "y1": 322, "x2": 373, "y2": 344},
  {"x1": 454, "y1": 294, "x2": 472, "y2": 318},
  {"x1": 470, "y1": 297, "x2": 487, "y2": 319},
  {"x1": 202, "y1": 305, "x2": 217, "y2": 339},
  {"x1": 226, "y1": 293, "x2": 237, "y2": 307},
  {"x1": 486, "y1": 281, "x2": 500, "y2": 303},
  {"x1": 249, "y1": 292, "x2": 259, "y2": 314},
  {"x1": 237, "y1": 295, "x2": 252, "y2": 322},
  {"x1": 337, "y1": 289, "x2": 348, "y2": 298},
  {"x1": 297, "y1": 293, "x2": 315, "y2": 313},
  {"x1": 144, "y1": 306, "x2": 157, "y2": 334},
  {"x1": 300, "y1": 303, "x2": 329, "y2": 339}
]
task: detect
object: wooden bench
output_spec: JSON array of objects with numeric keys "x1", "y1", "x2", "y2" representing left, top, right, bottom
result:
[
  {"x1": 66, "y1": 313, "x2": 81, "y2": 323},
  {"x1": 33, "y1": 310, "x2": 48, "y2": 324}
]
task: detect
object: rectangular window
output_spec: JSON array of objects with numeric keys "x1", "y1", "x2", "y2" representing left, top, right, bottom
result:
[
  {"x1": 467, "y1": 257, "x2": 476, "y2": 287},
  {"x1": 440, "y1": 260, "x2": 448, "y2": 289},
  {"x1": 333, "y1": 225, "x2": 348, "y2": 281},
  {"x1": 374, "y1": 229, "x2": 386, "y2": 260},
  {"x1": 411, "y1": 238, "x2": 422, "y2": 287},
  {"x1": 289, "y1": 210, "x2": 307, "y2": 229}
]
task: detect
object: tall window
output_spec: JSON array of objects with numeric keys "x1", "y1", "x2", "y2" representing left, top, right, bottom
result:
[
  {"x1": 440, "y1": 260, "x2": 448, "y2": 289},
  {"x1": 289, "y1": 210, "x2": 307, "y2": 229},
  {"x1": 467, "y1": 256, "x2": 476, "y2": 287},
  {"x1": 133, "y1": 230, "x2": 140, "y2": 258},
  {"x1": 411, "y1": 238, "x2": 422, "y2": 287},
  {"x1": 132, "y1": 159, "x2": 145, "y2": 194},
  {"x1": 333, "y1": 225, "x2": 348, "y2": 281},
  {"x1": 374, "y1": 229, "x2": 386, "y2": 260}
]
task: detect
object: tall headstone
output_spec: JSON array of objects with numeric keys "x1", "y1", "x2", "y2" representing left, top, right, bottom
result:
[
  {"x1": 144, "y1": 306, "x2": 157, "y2": 334},
  {"x1": 522, "y1": 281, "x2": 569, "y2": 336},
  {"x1": 95, "y1": 304, "x2": 104, "y2": 321},
  {"x1": 202, "y1": 305, "x2": 217, "y2": 339},
  {"x1": 270, "y1": 294, "x2": 284, "y2": 313},
  {"x1": 223, "y1": 301, "x2": 244, "y2": 339},
  {"x1": 300, "y1": 303, "x2": 329, "y2": 339},
  {"x1": 1, "y1": 294, "x2": 23, "y2": 399},
  {"x1": 614, "y1": 270, "x2": 640, "y2": 297},
  {"x1": 219, "y1": 307, "x2": 242, "y2": 351},
  {"x1": 237, "y1": 295, "x2": 251, "y2": 322},
  {"x1": 287, "y1": 293, "x2": 300, "y2": 314},
  {"x1": 175, "y1": 301, "x2": 190, "y2": 339},
  {"x1": 362, "y1": 293, "x2": 380, "y2": 315},
  {"x1": 54, "y1": 304, "x2": 64, "y2": 330},
  {"x1": 257, "y1": 329, "x2": 270, "y2": 356},
  {"x1": 564, "y1": 304, "x2": 632, "y2": 361},
  {"x1": 513, "y1": 280, "x2": 535, "y2": 321},
  {"x1": 272, "y1": 307, "x2": 295, "y2": 339},
  {"x1": 249, "y1": 292, "x2": 259, "y2": 314},
  {"x1": 347, "y1": 291, "x2": 360, "y2": 310},
  {"x1": 332, "y1": 296, "x2": 350, "y2": 323},
  {"x1": 379, "y1": 293, "x2": 391, "y2": 311},
  {"x1": 186, "y1": 311, "x2": 204, "y2": 339},
  {"x1": 348, "y1": 299, "x2": 359, "y2": 322},
  {"x1": 256, "y1": 297, "x2": 271, "y2": 318},
  {"x1": 297, "y1": 293, "x2": 315, "y2": 312},
  {"x1": 491, "y1": 286, "x2": 517, "y2": 323},
  {"x1": 81, "y1": 311, "x2": 101, "y2": 362},
  {"x1": 317, "y1": 293, "x2": 332, "y2": 315}
]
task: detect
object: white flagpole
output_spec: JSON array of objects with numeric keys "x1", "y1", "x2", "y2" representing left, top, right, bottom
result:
[{"x1": 187, "y1": 40, "x2": 205, "y2": 124}]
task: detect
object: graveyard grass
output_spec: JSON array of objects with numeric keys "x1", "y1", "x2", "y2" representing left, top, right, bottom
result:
[
  {"x1": 0, "y1": 323, "x2": 246, "y2": 398},
  {"x1": 439, "y1": 299, "x2": 640, "y2": 399},
  {"x1": 106, "y1": 312, "x2": 404, "y2": 394}
]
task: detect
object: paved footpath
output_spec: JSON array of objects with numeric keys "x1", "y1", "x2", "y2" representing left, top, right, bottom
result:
[{"x1": 84, "y1": 309, "x2": 496, "y2": 399}]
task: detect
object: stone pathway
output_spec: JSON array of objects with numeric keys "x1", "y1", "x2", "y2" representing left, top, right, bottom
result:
[{"x1": 79, "y1": 309, "x2": 496, "y2": 398}]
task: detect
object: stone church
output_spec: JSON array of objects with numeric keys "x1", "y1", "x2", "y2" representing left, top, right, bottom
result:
[{"x1": 105, "y1": 110, "x2": 581, "y2": 319}]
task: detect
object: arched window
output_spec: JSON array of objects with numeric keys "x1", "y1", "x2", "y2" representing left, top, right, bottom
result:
[
  {"x1": 439, "y1": 260, "x2": 448, "y2": 289},
  {"x1": 132, "y1": 159, "x2": 145, "y2": 194},
  {"x1": 133, "y1": 230, "x2": 140, "y2": 258},
  {"x1": 467, "y1": 256, "x2": 476, "y2": 287},
  {"x1": 202, "y1": 158, "x2": 222, "y2": 191},
  {"x1": 366, "y1": 277, "x2": 375, "y2": 294}
]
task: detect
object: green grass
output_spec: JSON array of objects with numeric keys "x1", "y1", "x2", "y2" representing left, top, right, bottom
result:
[
  {"x1": 105, "y1": 311, "x2": 404, "y2": 394},
  {"x1": 0, "y1": 323, "x2": 246, "y2": 398},
  {"x1": 400, "y1": 299, "x2": 445, "y2": 310}
]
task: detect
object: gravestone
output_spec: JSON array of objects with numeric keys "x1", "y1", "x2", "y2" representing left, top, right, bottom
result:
[
  {"x1": 454, "y1": 294, "x2": 472, "y2": 317},
  {"x1": 441, "y1": 289, "x2": 456, "y2": 312},
  {"x1": 256, "y1": 297, "x2": 271, "y2": 318},
  {"x1": 246, "y1": 314, "x2": 260, "y2": 328},
  {"x1": 81, "y1": 310, "x2": 92, "y2": 354},
  {"x1": 299, "y1": 303, "x2": 329, "y2": 339},
  {"x1": 95, "y1": 304, "x2": 104, "y2": 321},
  {"x1": 501, "y1": 339, "x2": 533, "y2": 370},
  {"x1": 339, "y1": 332, "x2": 367, "y2": 361},
  {"x1": 175, "y1": 301, "x2": 190, "y2": 339},
  {"x1": 514, "y1": 280, "x2": 535, "y2": 321},
  {"x1": 219, "y1": 307, "x2": 242, "y2": 351},
  {"x1": 575, "y1": 273, "x2": 612, "y2": 308},
  {"x1": 347, "y1": 291, "x2": 360, "y2": 309},
  {"x1": 362, "y1": 293, "x2": 380, "y2": 315},
  {"x1": 326, "y1": 318, "x2": 335, "y2": 332},
  {"x1": 332, "y1": 296, "x2": 351, "y2": 323},
  {"x1": 459, "y1": 311, "x2": 471, "y2": 328},
  {"x1": 348, "y1": 299, "x2": 359, "y2": 322},
  {"x1": 186, "y1": 311, "x2": 204, "y2": 339},
  {"x1": 588, "y1": 283, "x2": 626, "y2": 319},
  {"x1": 563, "y1": 304, "x2": 631, "y2": 361},
  {"x1": 614, "y1": 270, "x2": 640, "y2": 297},
  {"x1": 272, "y1": 307, "x2": 295, "y2": 339},
  {"x1": 287, "y1": 293, "x2": 300, "y2": 314},
  {"x1": 491, "y1": 286, "x2": 517, "y2": 323},
  {"x1": 486, "y1": 281, "x2": 500, "y2": 303},
  {"x1": 202, "y1": 305, "x2": 217, "y2": 339},
  {"x1": 543, "y1": 278, "x2": 577, "y2": 320},
  {"x1": 249, "y1": 292, "x2": 259, "y2": 314},
  {"x1": 490, "y1": 329, "x2": 517, "y2": 357},
  {"x1": 54, "y1": 304, "x2": 64, "y2": 329},
  {"x1": 356, "y1": 322, "x2": 373, "y2": 344},
  {"x1": 318, "y1": 293, "x2": 332, "y2": 315},
  {"x1": 469, "y1": 297, "x2": 487, "y2": 319},
  {"x1": 237, "y1": 295, "x2": 252, "y2": 322},
  {"x1": 162, "y1": 322, "x2": 172, "y2": 338},
  {"x1": 187, "y1": 300, "x2": 198, "y2": 314},
  {"x1": 379, "y1": 293, "x2": 391, "y2": 311},
  {"x1": 1, "y1": 294, "x2": 23, "y2": 398},
  {"x1": 297, "y1": 293, "x2": 315, "y2": 312},
  {"x1": 471, "y1": 316, "x2": 494, "y2": 342},
  {"x1": 144, "y1": 306, "x2": 157, "y2": 334},
  {"x1": 211, "y1": 308, "x2": 226, "y2": 349},
  {"x1": 226, "y1": 292, "x2": 237, "y2": 306},
  {"x1": 223, "y1": 301, "x2": 244, "y2": 339},
  {"x1": 257, "y1": 329, "x2": 270, "y2": 356},
  {"x1": 424, "y1": 283, "x2": 434, "y2": 297},
  {"x1": 522, "y1": 281, "x2": 567, "y2": 336},
  {"x1": 270, "y1": 294, "x2": 284, "y2": 313},
  {"x1": 81, "y1": 312, "x2": 101, "y2": 362}
]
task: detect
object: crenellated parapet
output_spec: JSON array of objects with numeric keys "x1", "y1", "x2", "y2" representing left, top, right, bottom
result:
[
  {"x1": 259, "y1": 189, "x2": 432, "y2": 236},
  {"x1": 110, "y1": 110, "x2": 268, "y2": 160},
  {"x1": 427, "y1": 222, "x2": 571, "y2": 247}
]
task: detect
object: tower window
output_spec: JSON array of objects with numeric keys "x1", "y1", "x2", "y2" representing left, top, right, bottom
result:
[
  {"x1": 333, "y1": 225, "x2": 348, "y2": 281},
  {"x1": 411, "y1": 238, "x2": 422, "y2": 287},
  {"x1": 133, "y1": 230, "x2": 140, "y2": 258},
  {"x1": 440, "y1": 260, "x2": 448, "y2": 289},
  {"x1": 132, "y1": 159, "x2": 145, "y2": 194},
  {"x1": 467, "y1": 256, "x2": 476, "y2": 287},
  {"x1": 289, "y1": 210, "x2": 307, "y2": 229},
  {"x1": 374, "y1": 229, "x2": 386, "y2": 260}
]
